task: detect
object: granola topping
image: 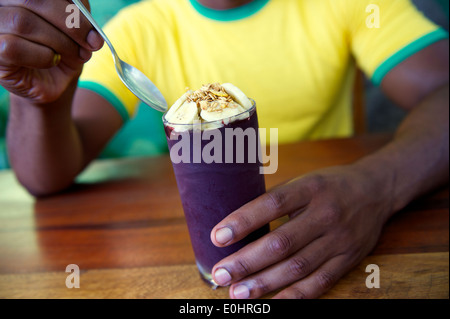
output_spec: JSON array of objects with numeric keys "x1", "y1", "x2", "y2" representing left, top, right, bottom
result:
[{"x1": 186, "y1": 83, "x2": 236, "y2": 113}]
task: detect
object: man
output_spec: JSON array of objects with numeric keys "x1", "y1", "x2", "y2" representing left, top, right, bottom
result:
[{"x1": 0, "y1": 0, "x2": 448, "y2": 299}]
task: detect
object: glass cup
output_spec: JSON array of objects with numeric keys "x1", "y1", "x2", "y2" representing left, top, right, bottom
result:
[{"x1": 163, "y1": 100, "x2": 269, "y2": 287}]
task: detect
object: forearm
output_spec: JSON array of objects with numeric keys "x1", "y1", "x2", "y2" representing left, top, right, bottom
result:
[
  {"x1": 354, "y1": 84, "x2": 449, "y2": 219},
  {"x1": 7, "y1": 80, "x2": 85, "y2": 196}
]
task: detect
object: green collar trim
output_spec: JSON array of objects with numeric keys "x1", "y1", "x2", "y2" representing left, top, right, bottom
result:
[{"x1": 188, "y1": 0, "x2": 270, "y2": 21}]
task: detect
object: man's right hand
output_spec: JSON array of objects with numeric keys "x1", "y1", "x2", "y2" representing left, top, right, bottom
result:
[{"x1": 0, "y1": 0, "x2": 103, "y2": 104}]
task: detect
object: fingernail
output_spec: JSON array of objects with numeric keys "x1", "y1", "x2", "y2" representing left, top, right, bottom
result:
[
  {"x1": 86, "y1": 30, "x2": 102, "y2": 50},
  {"x1": 215, "y1": 227, "x2": 233, "y2": 245},
  {"x1": 233, "y1": 284, "x2": 250, "y2": 299},
  {"x1": 52, "y1": 53, "x2": 61, "y2": 66},
  {"x1": 214, "y1": 268, "x2": 232, "y2": 286}
]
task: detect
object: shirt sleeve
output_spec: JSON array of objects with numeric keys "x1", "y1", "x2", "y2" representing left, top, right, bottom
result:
[
  {"x1": 79, "y1": 5, "x2": 150, "y2": 121},
  {"x1": 342, "y1": 0, "x2": 449, "y2": 86}
]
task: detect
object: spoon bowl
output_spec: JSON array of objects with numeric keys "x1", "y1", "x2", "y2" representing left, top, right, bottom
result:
[{"x1": 73, "y1": 0, "x2": 168, "y2": 112}]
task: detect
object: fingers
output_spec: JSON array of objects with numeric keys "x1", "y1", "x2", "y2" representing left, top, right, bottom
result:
[
  {"x1": 211, "y1": 179, "x2": 313, "y2": 247},
  {"x1": 227, "y1": 237, "x2": 333, "y2": 299},
  {"x1": 0, "y1": 0, "x2": 103, "y2": 71},
  {"x1": 0, "y1": 7, "x2": 91, "y2": 68},
  {"x1": 0, "y1": 0, "x2": 103, "y2": 51},
  {"x1": 0, "y1": 34, "x2": 57, "y2": 68},
  {"x1": 209, "y1": 173, "x2": 362, "y2": 299},
  {"x1": 212, "y1": 211, "x2": 322, "y2": 287},
  {"x1": 272, "y1": 254, "x2": 353, "y2": 299}
]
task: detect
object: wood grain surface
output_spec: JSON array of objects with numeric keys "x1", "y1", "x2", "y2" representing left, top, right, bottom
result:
[{"x1": 0, "y1": 134, "x2": 448, "y2": 299}]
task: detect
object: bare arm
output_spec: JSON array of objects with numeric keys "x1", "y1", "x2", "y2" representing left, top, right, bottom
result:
[
  {"x1": 373, "y1": 40, "x2": 450, "y2": 212},
  {"x1": 7, "y1": 88, "x2": 122, "y2": 196}
]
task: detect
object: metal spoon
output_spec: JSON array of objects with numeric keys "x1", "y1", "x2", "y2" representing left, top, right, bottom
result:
[{"x1": 73, "y1": 0, "x2": 168, "y2": 112}]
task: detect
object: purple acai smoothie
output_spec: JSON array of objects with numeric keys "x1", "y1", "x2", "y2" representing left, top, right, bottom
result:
[{"x1": 164, "y1": 98, "x2": 269, "y2": 285}]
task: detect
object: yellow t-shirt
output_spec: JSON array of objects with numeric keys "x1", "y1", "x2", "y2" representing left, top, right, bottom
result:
[{"x1": 79, "y1": 0, "x2": 448, "y2": 144}]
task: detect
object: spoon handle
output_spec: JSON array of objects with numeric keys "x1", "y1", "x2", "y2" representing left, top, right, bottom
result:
[{"x1": 72, "y1": 0, "x2": 117, "y2": 56}]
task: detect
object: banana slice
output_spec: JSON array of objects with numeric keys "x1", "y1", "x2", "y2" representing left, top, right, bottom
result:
[
  {"x1": 221, "y1": 83, "x2": 252, "y2": 110},
  {"x1": 201, "y1": 102, "x2": 246, "y2": 123},
  {"x1": 164, "y1": 91, "x2": 192, "y2": 123},
  {"x1": 166, "y1": 101, "x2": 199, "y2": 127},
  {"x1": 201, "y1": 122, "x2": 224, "y2": 131}
]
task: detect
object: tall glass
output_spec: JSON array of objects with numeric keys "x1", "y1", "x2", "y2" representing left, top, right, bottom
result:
[{"x1": 163, "y1": 101, "x2": 269, "y2": 287}]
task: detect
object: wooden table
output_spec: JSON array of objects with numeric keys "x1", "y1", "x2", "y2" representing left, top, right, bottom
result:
[{"x1": 0, "y1": 134, "x2": 448, "y2": 299}]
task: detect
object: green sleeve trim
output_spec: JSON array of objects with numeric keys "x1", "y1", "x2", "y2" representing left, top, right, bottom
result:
[
  {"x1": 372, "y1": 28, "x2": 449, "y2": 86},
  {"x1": 188, "y1": 0, "x2": 270, "y2": 22},
  {"x1": 78, "y1": 80, "x2": 130, "y2": 122},
  {"x1": 0, "y1": 138, "x2": 9, "y2": 170}
]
